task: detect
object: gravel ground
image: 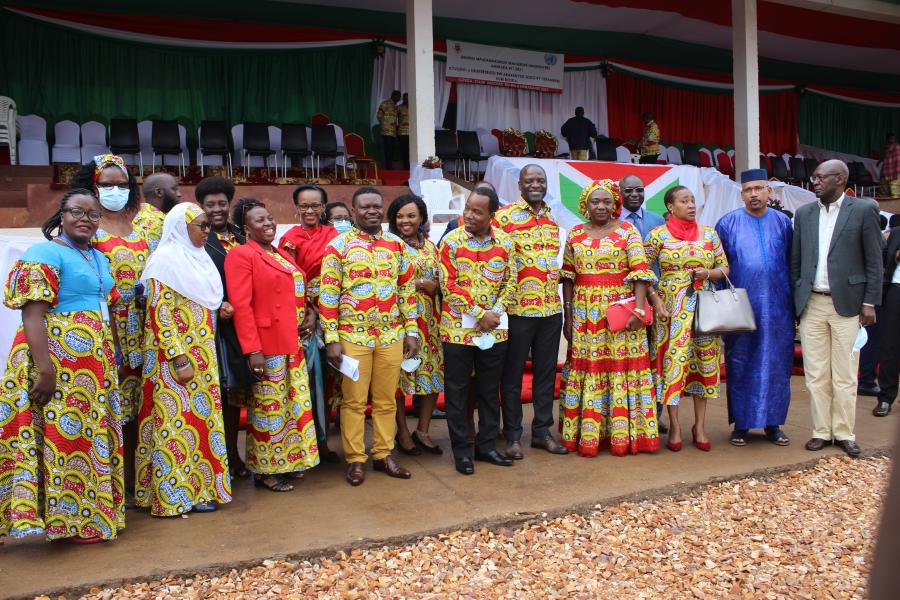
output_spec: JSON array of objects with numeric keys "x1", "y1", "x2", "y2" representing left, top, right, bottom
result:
[{"x1": 70, "y1": 456, "x2": 888, "y2": 600}]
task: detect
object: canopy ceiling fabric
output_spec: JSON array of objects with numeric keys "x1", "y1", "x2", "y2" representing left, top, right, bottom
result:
[{"x1": 4, "y1": 1, "x2": 900, "y2": 92}]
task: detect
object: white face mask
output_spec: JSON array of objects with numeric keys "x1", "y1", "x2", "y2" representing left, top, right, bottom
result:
[
  {"x1": 98, "y1": 186, "x2": 130, "y2": 212},
  {"x1": 332, "y1": 219, "x2": 352, "y2": 233},
  {"x1": 474, "y1": 333, "x2": 495, "y2": 351},
  {"x1": 400, "y1": 357, "x2": 422, "y2": 373}
]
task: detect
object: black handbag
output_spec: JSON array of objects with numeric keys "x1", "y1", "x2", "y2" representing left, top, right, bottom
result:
[{"x1": 215, "y1": 319, "x2": 255, "y2": 390}]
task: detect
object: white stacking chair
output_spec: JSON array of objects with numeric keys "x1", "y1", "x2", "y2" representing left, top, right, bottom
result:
[
  {"x1": 615, "y1": 145, "x2": 631, "y2": 163},
  {"x1": 666, "y1": 146, "x2": 683, "y2": 165},
  {"x1": 16, "y1": 114, "x2": 49, "y2": 165},
  {"x1": 138, "y1": 120, "x2": 153, "y2": 170},
  {"x1": 80, "y1": 121, "x2": 109, "y2": 164},
  {"x1": 420, "y1": 178, "x2": 461, "y2": 223},
  {"x1": 231, "y1": 124, "x2": 244, "y2": 168},
  {"x1": 267, "y1": 125, "x2": 282, "y2": 176},
  {"x1": 656, "y1": 144, "x2": 667, "y2": 163},
  {"x1": 51, "y1": 120, "x2": 81, "y2": 163},
  {"x1": 0, "y1": 97, "x2": 18, "y2": 164}
]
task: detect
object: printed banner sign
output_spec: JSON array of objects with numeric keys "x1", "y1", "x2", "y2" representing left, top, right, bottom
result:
[{"x1": 446, "y1": 40, "x2": 564, "y2": 93}]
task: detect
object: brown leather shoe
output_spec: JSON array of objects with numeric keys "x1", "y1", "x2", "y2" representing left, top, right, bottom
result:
[
  {"x1": 530, "y1": 435, "x2": 569, "y2": 455},
  {"x1": 373, "y1": 454, "x2": 411, "y2": 479},
  {"x1": 505, "y1": 440, "x2": 524, "y2": 460},
  {"x1": 346, "y1": 462, "x2": 365, "y2": 486}
]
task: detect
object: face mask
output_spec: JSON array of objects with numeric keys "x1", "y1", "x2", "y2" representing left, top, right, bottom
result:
[
  {"x1": 98, "y1": 187, "x2": 129, "y2": 212},
  {"x1": 474, "y1": 333, "x2": 495, "y2": 351},
  {"x1": 332, "y1": 219, "x2": 352, "y2": 233},
  {"x1": 852, "y1": 326, "x2": 868, "y2": 355},
  {"x1": 400, "y1": 357, "x2": 422, "y2": 373}
]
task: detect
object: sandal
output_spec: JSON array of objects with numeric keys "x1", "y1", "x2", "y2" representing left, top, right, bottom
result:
[
  {"x1": 229, "y1": 462, "x2": 250, "y2": 478},
  {"x1": 283, "y1": 471, "x2": 305, "y2": 480},
  {"x1": 254, "y1": 475, "x2": 294, "y2": 492},
  {"x1": 193, "y1": 501, "x2": 218, "y2": 513},
  {"x1": 730, "y1": 429, "x2": 748, "y2": 447},
  {"x1": 412, "y1": 430, "x2": 444, "y2": 455},
  {"x1": 765, "y1": 427, "x2": 790, "y2": 446}
]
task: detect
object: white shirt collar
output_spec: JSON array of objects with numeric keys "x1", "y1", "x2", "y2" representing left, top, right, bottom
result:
[{"x1": 819, "y1": 193, "x2": 845, "y2": 211}]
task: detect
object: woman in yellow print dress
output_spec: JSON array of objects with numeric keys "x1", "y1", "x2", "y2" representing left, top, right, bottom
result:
[
  {"x1": 137, "y1": 203, "x2": 231, "y2": 515},
  {"x1": 70, "y1": 154, "x2": 148, "y2": 502},
  {"x1": 388, "y1": 194, "x2": 444, "y2": 455},
  {"x1": 559, "y1": 179, "x2": 659, "y2": 457},
  {"x1": 225, "y1": 200, "x2": 320, "y2": 492},
  {"x1": 645, "y1": 186, "x2": 729, "y2": 452},
  {"x1": 0, "y1": 189, "x2": 124, "y2": 543}
]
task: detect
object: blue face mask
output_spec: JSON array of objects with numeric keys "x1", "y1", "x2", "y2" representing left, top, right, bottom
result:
[
  {"x1": 474, "y1": 333, "x2": 495, "y2": 351},
  {"x1": 332, "y1": 219, "x2": 352, "y2": 233},
  {"x1": 98, "y1": 187, "x2": 129, "y2": 212}
]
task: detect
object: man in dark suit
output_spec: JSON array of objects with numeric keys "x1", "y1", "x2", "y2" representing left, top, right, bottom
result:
[
  {"x1": 874, "y1": 227, "x2": 900, "y2": 416},
  {"x1": 791, "y1": 159, "x2": 884, "y2": 457}
]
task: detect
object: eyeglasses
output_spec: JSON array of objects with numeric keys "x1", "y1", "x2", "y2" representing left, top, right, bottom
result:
[
  {"x1": 189, "y1": 221, "x2": 211, "y2": 231},
  {"x1": 63, "y1": 207, "x2": 102, "y2": 222},
  {"x1": 96, "y1": 183, "x2": 130, "y2": 191},
  {"x1": 621, "y1": 187, "x2": 644, "y2": 194},
  {"x1": 297, "y1": 204, "x2": 323, "y2": 212},
  {"x1": 809, "y1": 173, "x2": 838, "y2": 183}
]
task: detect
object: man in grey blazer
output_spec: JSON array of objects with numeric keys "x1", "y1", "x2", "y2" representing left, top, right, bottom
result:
[{"x1": 791, "y1": 159, "x2": 884, "y2": 457}]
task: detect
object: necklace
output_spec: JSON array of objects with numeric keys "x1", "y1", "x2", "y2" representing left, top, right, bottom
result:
[{"x1": 404, "y1": 234, "x2": 424, "y2": 249}]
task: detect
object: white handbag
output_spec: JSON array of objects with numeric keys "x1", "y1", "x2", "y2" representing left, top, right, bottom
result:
[{"x1": 693, "y1": 273, "x2": 757, "y2": 335}]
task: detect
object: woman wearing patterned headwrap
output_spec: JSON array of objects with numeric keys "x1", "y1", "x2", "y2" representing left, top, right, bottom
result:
[
  {"x1": 69, "y1": 154, "x2": 148, "y2": 503},
  {"x1": 0, "y1": 189, "x2": 124, "y2": 543},
  {"x1": 644, "y1": 186, "x2": 729, "y2": 452},
  {"x1": 136, "y1": 203, "x2": 230, "y2": 516},
  {"x1": 559, "y1": 179, "x2": 659, "y2": 457}
]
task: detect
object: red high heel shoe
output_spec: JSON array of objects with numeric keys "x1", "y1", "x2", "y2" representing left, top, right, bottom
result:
[
  {"x1": 666, "y1": 438, "x2": 682, "y2": 452},
  {"x1": 692, "y1": 425, "x2": 711, "y2": 451}
]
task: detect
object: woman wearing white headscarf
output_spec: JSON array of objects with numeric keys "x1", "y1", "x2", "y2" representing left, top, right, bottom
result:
[{"x1": 136, "y1": 203, "x2": 231, "y2": 516}]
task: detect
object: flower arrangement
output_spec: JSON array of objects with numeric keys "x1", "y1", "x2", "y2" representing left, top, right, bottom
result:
[{"x1": 422, "y1": 156, "x2": 442, "y2": 169}]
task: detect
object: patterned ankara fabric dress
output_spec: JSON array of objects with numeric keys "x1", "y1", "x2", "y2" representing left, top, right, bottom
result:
[
  {"x1": 247, "y1": 251, "x2": 319, "y2": 476},
  {"x1": 0, "y1": 242, "x2": 125, "y2": 540},
  {"x1": 93, "y1": 227, "x2": 149, "y2": 423},
  {"x1": 400, "y1": 239, "x2": 443, "y2": 396},
  {"x1": 645, "y1": 225, "x2": 729, "y2": 406},
  {"x1": 558, "y1": 223, "x2": 659, "y2": 457},
  {"x1": 132, "y1": 203, "x2": 165, "y2": 252},
  {"x1": 136, "y1": 279, "x2": 231, "y2": 516}
]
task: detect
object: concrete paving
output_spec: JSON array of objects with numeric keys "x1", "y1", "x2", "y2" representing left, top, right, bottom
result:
[{"x1": 1, "y1": 377, "x2": 896, "y2": 600}]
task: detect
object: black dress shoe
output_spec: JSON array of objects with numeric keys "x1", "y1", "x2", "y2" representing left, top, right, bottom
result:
[
  {"x1": 657, "y1": 421, "x2": 669, "y2": 435},
  {"x1": 474, "y1": 449, "x2": 514, "y2": 466},
  {"x1": 858, "y1": 385, "x2": 881, "y2": 397},
  {"x1": 805, "y1": 437, "x2": 829, "y2": 451},
  {"x1": 873, "y1": 401, "x2": 892, "y2": 417},
  {"x1": 530, "y1": 435, "x2": 569, "y2": 455},
  {"x1": 836, "y1": 439, "x2": 861, "y2": 457},
  {"x1": 454, "y1": 456, "x2": 474, "y2": 475}
]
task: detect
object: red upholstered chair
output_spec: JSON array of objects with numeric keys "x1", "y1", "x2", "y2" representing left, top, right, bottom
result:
[
  {"x1": 500, "y1": 128, "x2": 527, "y2": 157},
  {"x1": 845, "y1": 187, "x2": 857, "y2": 197},
  {"x1": 310, "y1": 113, "x2": 331, "y2": 126},
  {"x1": 533, "y1": 129, "x2": 558, "y2": 158},
  {"x1": 699, "y1": 147, "x2": 714, "y2": 167},
  {"x1": 343, "y1": 132, "x2": 378, "y2": 180},
  {"x1": 715, "y1": 149, "x2": 735, "y2": 176}
]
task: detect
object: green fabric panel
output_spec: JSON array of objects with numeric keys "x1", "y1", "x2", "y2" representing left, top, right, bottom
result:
[
  {"x1": 6, "y1": 1, "x2": 900, "y2": 91},
  {"x1": 0, "y1": 10, "x2": 374, "y2": 150},
  {"x1": 798, "y1": 92, "x2": 900, "y2": 156}
]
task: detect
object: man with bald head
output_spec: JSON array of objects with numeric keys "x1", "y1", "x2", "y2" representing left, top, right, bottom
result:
[
  {"x1": 133, "y1": 172, "x2": 183, "y2": 250},
  {"x1": 618, "y1": 175, "x2": 665, "y2": 240},
  {"x1": 495, "y1": 164, "x2": 567, "y2": 458},
  {"x1": 791, "y1": 159, "x2": 884, "y2": 457}
]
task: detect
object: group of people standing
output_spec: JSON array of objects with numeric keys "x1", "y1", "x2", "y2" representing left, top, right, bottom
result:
[{"x1": 0, "y1": 152, "x2": 885, "y2": 544}]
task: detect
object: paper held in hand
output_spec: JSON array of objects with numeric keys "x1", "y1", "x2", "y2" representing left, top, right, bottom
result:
[
  {"x1": 461, "y1": 312, "x2": 509, "y2": 330},
  {"x1": 337, "y1": 354, "x2": 360, "y2": 381}
]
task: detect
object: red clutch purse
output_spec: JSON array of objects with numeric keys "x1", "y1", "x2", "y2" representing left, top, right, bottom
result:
[{"x1": 606, "y1": 299, "x2": 654, "y2": 331}]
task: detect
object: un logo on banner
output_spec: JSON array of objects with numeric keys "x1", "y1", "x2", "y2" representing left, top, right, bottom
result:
[{"x1": 544, "y1": 54, "x2": 557, "y2": 66}]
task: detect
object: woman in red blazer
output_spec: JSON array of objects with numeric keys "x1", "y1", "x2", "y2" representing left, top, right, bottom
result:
[{"x1": 224, "y1": 199, "x2": 320, "y2": 492}]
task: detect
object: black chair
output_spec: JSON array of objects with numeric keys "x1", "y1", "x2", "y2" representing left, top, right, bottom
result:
[
  {"x1": 770, "y1": 155, "x2": 789, "y2": 181},
  {"x1": 786, "y1": 156, "x2": 807, "y2": 188},
  {"x1": 594, "y1": 137, "x2": 618, "y2": 162},
  {"x1": 682, "y1": 143, "x2": 701, "y2": 167},
  {"x1": 281, "y1": 123, "x2": 311, "y2": 178},
  {"x1": 242, "y1": 122, "x2": 275, "y2": 178},
  {"x1": 310, "y1": 124, "x2": 345, "y2": 179},
  {"x1": 804, "y1": 157, "x2": 820, "y2": 181},
  {"x1": 850, "y1": 161, "x2": 878, "y2": 196},
  {"x1": 457, "y1": 130, "x2": 489, "y2": 180},
  {"x1": 435, "y1": 130, "x2": 464, "y2": 176},
  {"x1": 151, "y1": 120, "x2": 185, "y2": 176},
  {"x1": 198, "y1": 120, "x2": 232, "y2": 176},
  {"x1": 109, "y1": 118, "x2": 143, "y2": 174}
]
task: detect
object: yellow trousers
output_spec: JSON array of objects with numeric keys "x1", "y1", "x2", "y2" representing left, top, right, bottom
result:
[{"x1": 340, "y1": 340, "x2": 403, "y2": 463}]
